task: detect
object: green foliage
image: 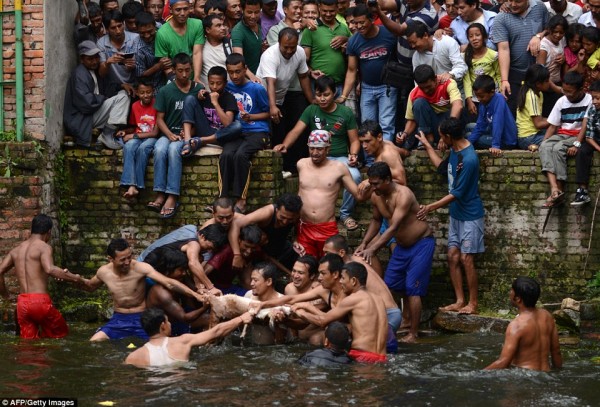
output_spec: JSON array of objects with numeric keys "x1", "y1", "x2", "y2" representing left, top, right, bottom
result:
[
  {"x1": 0, "y1": 128, "x2": 17, "y2": 142},
  {"x1": 587, "y1": 270, "x2": 600, "y2": 298},
  {"x1": 0, "y1": 145, "x2": 13, "y2": 177}
]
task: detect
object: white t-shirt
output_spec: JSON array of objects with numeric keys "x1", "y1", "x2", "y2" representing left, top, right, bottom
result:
[
  {"x1": 548, "y1": 93, "x2": 593, "y2": 136},
  {"x1": 256, "y1": 43, "x2": 309, "y2": 105},
  {"x1": 201, "y1": 41, "x2": 228, "y2": 85},
  {"x1": 540, "y1": 37, "x2": 565, "y2": 84}
]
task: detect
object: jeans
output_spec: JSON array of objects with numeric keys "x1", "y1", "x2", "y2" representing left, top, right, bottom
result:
[
  {"x1": 360, "y1": 83, "x2": 397, "y2": 141},
  {"x1": 153, "y1": 135, "x2": 184, "y2": 196},
  {"x1": 120, "y1": 137, "x2": 158, "y2": 189},
  {"x1": 464, "y1": 123, "x2": 515, "y2": 150},
  {"x1": 182, "y1": 94, "x2": 243, "y2": 145},
  {"x1": 328, "y1": 155, "x2": 361, "y2": 221},
  {"x1": 518, "y1": 131, "x2": 545, "y2": 150}
]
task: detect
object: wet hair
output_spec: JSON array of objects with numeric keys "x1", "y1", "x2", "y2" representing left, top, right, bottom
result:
[
  {"x1": 276, "y1": 193, "x2": 303, "y2": 213},
  {"x1": 296, "y1": 255, "x2": 319, "y2": 278},
  {"x1": 358, "y1": 120, "x2": 382, "y2": 138},
  {"x1": 342, "y1": 261, "x2": 367, "y2": 286},
  {"x1": 517, "y1": 64, "x2": 550, "y2": 112},
  {"x1": 325, "y1": 321, "x2": 351, "y2": 351},
  {"x1": 589, "y1": 80, "x2": 600, "y2": 93},
  {"x1": 546, "y1": 14, "x2": 568, "y2": 33},
  {"x1": 405, "y1": 20, "x2": 429, "y2": 39},
  {"x1": 565, "y1": 22, "x2": 584, "y2": 43},
  {"x1": 213, "y1": 196, "x2": 234, "y2": 212},
  {"x1": 141, "y1": 308, "x2": 167, "y2": 336},
  {"x1": 414, "y1": 64, "x2": 436, "y2": 85},
  {"x1": 253, "y1": 261, "x2": 278, "y2": 282},
  {"x1": 319, "y1": 253, "x2": 344, "y2": 275},
  {"x1": 240, "y1": 224, "x2": 263, "y2": 245},
  {"x1": 135, "y1": 11, "x2": 156, "y2": 27},
  {"x1": 512, "y1": 277, "x2": 541, "y2": 308},
  {"x1": 203, "y1": 13, "x2": 223, "y2": 30},
  {"x1": 581, "y1": 26, "x2": 600, "y2": 45},
  {"x1": 367, "y1": 161, "x2": 392, "y2": 181},
  {"x1": 563, "y1": 71, "x2": 584, "y2": 90},
  {"x1": 352, "y1": 4, "x2": 372, "y2": 19},
  {"x1": 88, "y1": 2, "x2": 103, "y2": 18},
  {"x1": 154, "y1": 247, "x2": 189, "y2": 275},
  {"x1": 314, "y1": 75, "x2": 336, "y2": 93},
  {"x1": 204, "y1": 0, "x2": 227, "y2": 14},
  {"x1": 208, "y1": 65, "x2": 228, "y2": 80},
  {"x1": 279, "y1": 27, "x2": 299, "y2": 42},
  {"x1": 172, "y1": 52, "x2": 192, "y2": 67},
  {"x1": 226, "y1": 52, "x2": 246, "y2": 67},
  {"x1": 107, "y1": 238, "x2": 130, "y2": 257},
  {"x1": 464, "y1": 23, "x2": 488, "y2": 69},
  {"x1": 439, "y1": 117, "x2": 464, "y2": 140},
  {"x1": 31, "y1": 214, "x2": 53, "y2": 235},
  {"x1": 122, "y1": 1, "x2": 144, "y2": 20},
  {"x1": 324, "y1": 234, "x2": 349, "y2": 253},
  {"x1": 472, "y1": 74, "x2": 495, "y2": 93},
  {"x1": 241, "y1": 0, "x2": 262, "y2": 9},
  {"x1": 103, "y1": 9, "x2": 124, "y2": 29},
  {"x1": 320, "y1": 0, "x2": 337, "y2": 6},
  {"x1": 198, "y1": 223, "x2": 228, "y2": 249}
]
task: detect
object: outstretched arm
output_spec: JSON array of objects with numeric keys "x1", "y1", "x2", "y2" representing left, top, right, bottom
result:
[
  {"x1": 184, "y1": 312, "x2": 253, "y2": 347},
  {"x1": 139, "y1": 261, "x2": 204, "y2": 302},
  {"x1": 0, "y1": 252, "x2": 15, "y2": 299},
  {"x1": 40, "y1": 246, "x2": 84, "y2": 284},
  {"x1": 294, "y1": 295, "x2": 356, "y2": 327}
]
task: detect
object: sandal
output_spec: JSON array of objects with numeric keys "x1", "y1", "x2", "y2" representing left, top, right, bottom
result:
[
  {"x1": 342, "y1": 216, "x2": 359, "y2": 231},
  {"x1": 181, "y1": 137, "x2": 203, "y2": 157},
  {"x1": 160, "y1": 202, "x2": 180, "y2": 219},
  {"x1": 147, "y1": 201, "x2": 163, "y2": 212},
  {"x1": 542, "y1": 190, "x2": 565, "y2": 208}
]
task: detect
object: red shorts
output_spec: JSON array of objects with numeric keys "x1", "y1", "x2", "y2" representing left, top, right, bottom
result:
[
  {"x1": 348, "y1": 348, "x2": 387, "y2": 364},
  {"x1": 17, "y1": 293, "x2": 68, "y2": 339},
  {"x1": 296, "y1": 220, "x2": 338, "y2": 258}
]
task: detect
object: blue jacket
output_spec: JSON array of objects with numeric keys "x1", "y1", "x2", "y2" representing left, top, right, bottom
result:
[{"x1": 468, "y1": 92, "x2": 517, "y2": 149}]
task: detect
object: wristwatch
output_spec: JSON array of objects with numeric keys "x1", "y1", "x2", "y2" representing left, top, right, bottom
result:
[
  {"x1": 573, "y1": 141, "x2": 581, "y2": 148},
  {"x1": 133, "y1": 133, "x2": 139, "y2": 139}
]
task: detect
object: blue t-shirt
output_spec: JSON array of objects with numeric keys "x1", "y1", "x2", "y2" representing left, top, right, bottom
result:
[
  {"x1": 468, "y1": 92, "x2": 517, "y2": 149},
  {"x1": 225, "y1": 81, "x2": 270, "y2": 133},
  {"x1": 346, "y1": 26, "x2": 397, "y2": 86},
  {"x1": 448, "y1": 144, "x2": 485, "y2": 221}
]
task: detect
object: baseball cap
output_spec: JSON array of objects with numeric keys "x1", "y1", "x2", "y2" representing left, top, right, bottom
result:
[
  {"x1": 307, "y1": 130, "x2": 331, "y2": 147},
  {"x1": 78, "y1": 40, "x2": 101, "y2": 56}
]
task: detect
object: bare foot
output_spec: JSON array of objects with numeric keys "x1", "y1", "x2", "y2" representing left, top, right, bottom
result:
[
  {"x1": 123, "y1": 186, "x2": 139, "y2": 199},
  {"x1": 458, "y1": 304, "x2": 478, "y2": 315},
  {"x1": 399, "y1": 333, "x2": 418, "y2": 343},
  {"x1": 439, "y1": 302, "x2": 465, "y2": 312}
]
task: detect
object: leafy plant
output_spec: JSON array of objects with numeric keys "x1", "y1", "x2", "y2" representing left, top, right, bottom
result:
[
  {"x1": 587, "y1": 270, "x2": 600, "y2": 298},
  {"x1": 0, "y1": 128, "x2": 17, "y2": 142},
  {"x1": 0, "y1": 145, "x2": 14, "y2": 177}
]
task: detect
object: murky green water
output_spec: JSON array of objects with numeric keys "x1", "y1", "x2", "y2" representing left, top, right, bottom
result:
[{"x1": 0, "y1": 324, "x2": 599, "y2": 406}]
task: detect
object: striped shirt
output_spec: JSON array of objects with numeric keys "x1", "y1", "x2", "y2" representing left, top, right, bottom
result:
[
  {"x1": 547, "y1": 93, "x2": 592, "y2": 137},
  {"x1": 395, "y1": 0, "x2": 438, "y2": 66},
  {"x1": 490, "y1": 0, "x2": 548, "y2": 74}
]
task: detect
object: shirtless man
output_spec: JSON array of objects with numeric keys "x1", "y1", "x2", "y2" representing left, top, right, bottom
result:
[
  {"x1": 294, "y1": 262, "x2": 388, "y2": 363},
  {"x1": 125, "y1": 307, "x2": 253, "y2": 367},
  {"x1": 485, "y1": 277, "x2": 562, "y2": 372},
  {"x1": 83, "y1": 238, "x2": 206, "y2": 341},
  {"x1": 358, "y1": 120, "x2": 407, "y2": 186},
  {"x1": 294, "y1": 130, "x2": 362, "y2": 258},
  {"x1": 356, "y1": 162, "x2": 434, "y2": 343},
  {"x1": 229, "y1": 193, "x2": 302, "y2": 271},
  {"x1": 0, "y1": 214, "x2": 85, "y2": 339},
  {"x1": 200, "y1": 197, "x2": 242, "y2": 231},
  {"x1": 323, "y1": 234, "x2": 400, "y2": 352},
  {"x1": 138, "y1": 223, "x2": 227, "y2": 295}
]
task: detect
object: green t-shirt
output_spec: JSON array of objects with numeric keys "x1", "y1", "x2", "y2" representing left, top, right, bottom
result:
[
  {"x1": 299, "y1": 103, "x2": 357, "y2": 157},
  {"x1": 155, "y1": 18, "x2": 205, "y2": 58},
  {"x1": 300, "y1": 21, "x2": 350, "y2": 84},
  {"x1": 231, "y1": 21, "x2": 262, "y2": 74},
  {"x1": 154, "y1": 81, "x2": 204, "y2": 134}
]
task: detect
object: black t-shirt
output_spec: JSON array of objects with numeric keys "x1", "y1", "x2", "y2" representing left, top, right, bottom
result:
[
  {"x1": 200, "y1": 90, "x2": 239, "y2": 129},
  {"x1": 297, "y1": 348, "x2": 352, "y2": 367}
]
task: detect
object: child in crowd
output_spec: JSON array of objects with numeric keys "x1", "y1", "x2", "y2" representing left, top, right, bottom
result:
[
  {"x1": 117, "y1": 79, "x2": 159, "y2": 201},
  {"x1": 516, "y1": 64, "x2": 551, "y2": 151},
  {"x1": 537, "y1": 15, "x2": 568, "y2": 116},
  {"x1": 462, "y1": 23, "x2": 500, "y2": 117},
  {"x1": 466, "y1": 74, "x2": 517, "y2": 156},
  {"x1": 572, "y1": 80, "x2": 600, "y2": 206},
  {"x1": 574, "y1": 27, "x2": 600, "y2": 92},
  {"x1": 181, "y1": 65, "x2": 241, "y2": 155},
  {"x1": 563, "y1": 23, "x2": 583, "y2": 74},
  {"x1": 539, "y1": 71, "x2": 591, "y2": 208}
]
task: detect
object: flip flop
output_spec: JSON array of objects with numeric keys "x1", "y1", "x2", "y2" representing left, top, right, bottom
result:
[
  {"x1": 160, "y1": 202, "x2": 180, "y2": 219},
  {"x1": 542, "y1": 191, "x2": 565, "y2": 208},
  {"x1": 181, "y1": 137, "x2": 202, "y2": 157},
  {"x1": 147, "y1": 201, "x2": 163, "y2": 212}
]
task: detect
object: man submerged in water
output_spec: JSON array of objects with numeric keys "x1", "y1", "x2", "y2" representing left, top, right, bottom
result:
[
  {"x1": 485, "y1": 277, "x2": 562, "y2": 372},
  {"x1": 125, "y1": 307, "x2": 253, "y2": 367},
  {"x1": 297, "y1": 321, "x2": 352, "y2": 367}
]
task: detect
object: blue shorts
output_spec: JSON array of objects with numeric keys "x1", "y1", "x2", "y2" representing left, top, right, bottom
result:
[
  {"x1": 448, "y1": 216, "x2": 485, "y2": 254},
  {"x1": 386, "y1": 307, "x2": 402, "y2": 332},
  {"x1": 384, "y1": 236, "x2": 435, "y2": 297},
  {"x1": 97, "y1": 311, "x2": 148, "y2": 340},
  {"x1": 378, "y1": 218, "x2": 396, "y2": 247}
]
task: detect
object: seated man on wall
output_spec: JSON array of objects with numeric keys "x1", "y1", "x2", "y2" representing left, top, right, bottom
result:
[{"x1": 63, "y1": 40, "x2": 130, "y2": 149}]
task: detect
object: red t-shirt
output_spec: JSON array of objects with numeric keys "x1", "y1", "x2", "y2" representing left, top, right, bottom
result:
[{"x1": 129, "y1": 99, "x2": 157, "y2": 134}]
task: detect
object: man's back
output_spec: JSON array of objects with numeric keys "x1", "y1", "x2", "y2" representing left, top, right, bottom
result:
[
  {"x1": 347, "y1": 289, "x2": 387, "y2": 355},
  {"x1": 511, "y1": 308, "x2": 558, "y2": 371},
  {"x1": 10, "y1": 238, "x2": 52, "y2": 294}
]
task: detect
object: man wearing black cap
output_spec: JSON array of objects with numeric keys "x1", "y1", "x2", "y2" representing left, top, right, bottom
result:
[{"x1": 63, "y1": 40, "x2": 130, "y2": 148}]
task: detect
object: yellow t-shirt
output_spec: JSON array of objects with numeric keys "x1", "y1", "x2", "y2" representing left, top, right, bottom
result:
[
  {"x1": 462, "y1": 48, "x2": 501, "y2": 100},
  {"x1": 516, "y1": 88, "x2": 543, "y2": 138}
]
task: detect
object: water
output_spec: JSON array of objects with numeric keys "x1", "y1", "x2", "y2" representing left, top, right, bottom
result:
[{"x1": 0, "y1": 325, "x2": 599, "y2": 407}]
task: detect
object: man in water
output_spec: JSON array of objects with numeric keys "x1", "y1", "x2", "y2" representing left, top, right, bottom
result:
[
  {"x1": 83, "y1": 238, "x2": 206, "y2": 341},
  {"x1": 0, "y1": 214, "x2": 85, "y2": 339},
  {"x1": 297, "y1": 321, "x2": 352, "y2": 367},
  {"x1": 125, "y1": 307, "x2": 253, "y2": 367},
  {"x1": 294, "y1": 262, "x2": 388, "y2": 363},
  {"x1": 485, "y1": 277, "x2": 562, "y2": 372}
]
